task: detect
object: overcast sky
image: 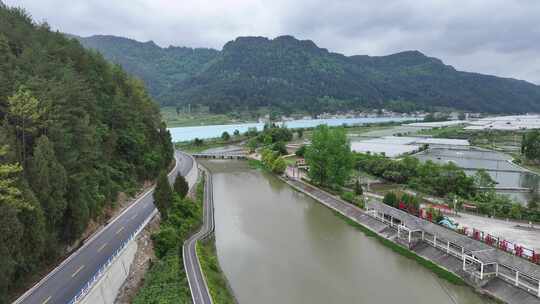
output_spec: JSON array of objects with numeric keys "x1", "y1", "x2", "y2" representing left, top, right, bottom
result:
[{"x1": 6, "y1": 0, "x2": 540, "y2": 84}]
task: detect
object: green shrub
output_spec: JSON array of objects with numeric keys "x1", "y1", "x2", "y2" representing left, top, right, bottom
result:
[
  {"x1": 383, "y1": 192, "x2": 398, "y2": 207},
  {"x1": 271, "y1": 157, "x2": 287, "y2": 174},
  {"x1": 152, "y1": 226, "x2": 178, "y2": 259},
  {"x1": 341, "y1": 191, "x2": 355, "y2": 203}
]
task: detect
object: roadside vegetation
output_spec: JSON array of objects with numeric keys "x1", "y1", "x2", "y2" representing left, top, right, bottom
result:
[
  {"x1": 161, "y1": 106, "x2": 250, "y2": 127},
  {"x1": 196, "y1": 237, "x2": 236, "y2": 304},
  {"x1": 357, "y1": 152, "x2": 540, "y2": 221},
  {"x1": 133, "y1": 174, "x2": 203, "y2": 303},
  {"x1": 175, "y1": 133, "x2": 247, "y2": 153},
  {"x1": 0, "y1": 6, "x2": 174, "y2": 302},
  {"x1": 356, "y1": 153, "x2": 476, "y2": 197}
]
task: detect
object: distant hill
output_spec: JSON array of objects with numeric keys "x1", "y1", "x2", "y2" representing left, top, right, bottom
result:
[
  {"x1": 75, "y1": 35, "x2": 540, "y2": 114},
  {"x1": 76, "y1": 35, "x2": 219, "y2": 102}
]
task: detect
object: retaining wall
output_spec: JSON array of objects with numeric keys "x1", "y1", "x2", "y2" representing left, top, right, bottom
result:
[
  {"x1": 80, "y1": 241, "x2": 138, "y2": 304},
  {"x1": 282, "y1": 177, "x2": 540, "y2": 304}
]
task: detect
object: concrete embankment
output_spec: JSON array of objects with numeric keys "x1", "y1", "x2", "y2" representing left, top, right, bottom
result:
[
  {"x1": 80, "y1": 241, "x2": 138, "y2": 304},
  {"x1": 281, "y1": 177, "x2": 540, "y2": 304},
  {"x1": 79, "y1": 152, "x2": 199, "y2": 304}
]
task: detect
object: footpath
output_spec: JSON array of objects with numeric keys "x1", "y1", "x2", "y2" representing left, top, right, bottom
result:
[{"x1": 280, "y1": 174, "x2": 540, "y2": 304}]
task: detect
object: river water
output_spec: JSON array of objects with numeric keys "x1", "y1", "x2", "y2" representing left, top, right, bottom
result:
[
  {"x1": 168, "y1": 116, "x2": 416, "y2": 142},
  {"x1": 203, "y1": 160, "x2": 492, "y2": 304}
]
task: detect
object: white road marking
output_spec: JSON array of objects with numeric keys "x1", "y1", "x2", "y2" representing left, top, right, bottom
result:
[
  {"x1": 116, "y1": 227, "x2": 125, "y2": 235},
  {"x1": 71, "y1": 265, "x2": 85, "y2": 278},
  {"x1": 97, "y1": 243, "x2": 107, "y2": 252}
]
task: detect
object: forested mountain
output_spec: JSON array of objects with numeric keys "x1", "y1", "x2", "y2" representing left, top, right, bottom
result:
[
  {"x1": 0, "y1": 5, "x2": 173, "y2": 302},
  {"x1": 76, "y1": 35, "x2": 219, "y2": 104},
  {"x1": 77, "y1": 35, "x2": 540, "y2": 114}
]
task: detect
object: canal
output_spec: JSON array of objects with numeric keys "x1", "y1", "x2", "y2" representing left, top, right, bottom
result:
[{"x1": 202, "y1": 160, "x2": 493, "y2": 304}]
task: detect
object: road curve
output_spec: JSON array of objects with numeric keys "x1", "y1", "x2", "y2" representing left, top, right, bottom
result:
[
  {"x1": 14, "y1": 150, "x2": 194, "y2": 304},
  {"x1": 183, "y1": 164, "x2": 215, "y2": 304}
]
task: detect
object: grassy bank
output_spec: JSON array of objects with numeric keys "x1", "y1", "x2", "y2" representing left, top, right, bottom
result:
[
  {"x1": 333, "y1": 212, "x2": 466, "y2": 285},
  {"x1": 162, "y1": 107, "x2": 249, "y2": 127},
  {"x1": 132, "y1": 254, "x2": 192, "y2": 303},
  {"x1": 133, "y1": 177, "x2": 204, "y2": 303},
  {"x1": 196, "y1": 237, "x2": 236, "y2": 304},
  {"x1": 175, "y1": 137, "x2": 246, "y2": 153}
]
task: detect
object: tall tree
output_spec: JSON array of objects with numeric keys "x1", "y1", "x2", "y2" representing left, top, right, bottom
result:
[
  {"x1": 30, "y1": 135, "x2": 67, "y2": 229},
  {"x1": 154, "y1": 171, "x2": 173, "y2": 220},
  {"x1": 305, "y1": 125, "x2": 353, "y2": 186},
  {"x1": 0, "y1": 5, "x2": 174, "y2": 297},
  {"x1": 7, "y1": 87, "x2": 42, "y2": 164},
  {"x1": 0, "y1": 145, "x2": 26, "y2": 302},
  {"x1": 173, "y1": 173, "x2": 189, "y2": 199},
  {"x1": 522, "y1": 130, "x2": 540, "y2": 162}
]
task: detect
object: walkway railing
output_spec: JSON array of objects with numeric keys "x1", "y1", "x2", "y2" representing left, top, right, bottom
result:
[
  {"x1": 365, "y1": 204, "x2": 540, "y2": 298},
  {"x1": 68, "y1": 209, "x2": 157, "y2": 304}
]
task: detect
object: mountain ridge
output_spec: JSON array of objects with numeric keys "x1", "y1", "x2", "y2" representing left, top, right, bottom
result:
[{"x1": 75, "y1": 34, "x2": 540, "y2": 114}]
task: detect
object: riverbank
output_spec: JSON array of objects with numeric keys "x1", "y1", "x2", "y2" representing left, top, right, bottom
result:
[
  {"x1": 132, "y1": 176, "x2": 204, "y2": 303},
  {"x1": 280, "y1": 176, "x2": 539, "y2": 304},
  {"x1": 196, "y1": 236, "x2": 237, "y2": 304},
  {"x1": 205, "y1": 159, "x2": 492, "y2": 303},
  {"x1": 281, "y1": 177, "x2": 466, "y2": 285}
]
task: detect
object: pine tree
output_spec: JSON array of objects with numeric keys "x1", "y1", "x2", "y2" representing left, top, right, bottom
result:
[
  {"x1": 30, "y1": 135, "x2": 67, "y2": 229},
  {"x1": 0, "y1": 144, "x2": 27, "y2": 301},
  {"x1": 154, "y1": 171, "x2": 173, "y2": 220},
  {"x1": 173, "y1": 173, "x2": 189, "y2": 199},
  {"x1": 7, "y1": 87, "x2": 42, "y2": 165}
]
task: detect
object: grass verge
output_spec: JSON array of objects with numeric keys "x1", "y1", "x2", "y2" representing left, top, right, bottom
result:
[
  {"x1": 196, "y1": 237, "x2": 237, "y2": 304},
  {"x1": 333, "y1": 212, "x2": 466, "y2": 285},
  {"x1": 133, "y1": 175, "x2": 205, "y2": 303},
  {"x1": 175, "y1": 137, "x2": 246, "y2": 153}
]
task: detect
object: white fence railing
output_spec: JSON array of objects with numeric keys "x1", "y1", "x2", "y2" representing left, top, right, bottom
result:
[{"x1": 67, "y1": 209, "x2": 157, "y2": 304}]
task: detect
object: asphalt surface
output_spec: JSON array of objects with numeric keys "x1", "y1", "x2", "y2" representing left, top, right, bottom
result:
[
  {"x1": 14, "y1": 150, "x2": 194, "y2": 304},
  {"x1": 183, "y1": 165, "x2": 214, "y2": 304}
]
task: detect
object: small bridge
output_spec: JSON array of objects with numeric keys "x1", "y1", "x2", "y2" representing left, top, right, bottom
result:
[{"x1": 192, "y1": 153, "x2": 247, "y2": 160}]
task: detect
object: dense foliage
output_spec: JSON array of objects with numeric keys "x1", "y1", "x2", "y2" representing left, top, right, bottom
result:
[
  {"x1": 522, "y1": 130, "x2": 540, "y2": 162},
  {"x1": 305, "y1": 125, "x2": 353, "y2": 186},
  {"x1": 260, "y1": 149, "x2": 287, "y2": 174},
  {"x1": 0, "y1": 6, "x2": 172, "y2": 301},
  {"x1": 244, "y1": 123, "x2": 293, "y2": 154},
  {"x1": 79, "y1": 35, "x2": 540, "y2": 114},
  {"x1": 356, "y1": 153, "x2": 475, "y2": 197},
  {"x1": 196, "y1": 238, "x2": 236, "y2": 304},
  {"x1": 154, "y1": 171, "x2": 174, "y2": 220},
  {"x1": 173, "y1": 173, "x2": 189, "y2": 199},
  {"x1": 76, "y1": 35, "x2": 219, "y2": 105},
  {"x1": 134, "y1": 176, "x2": 203, "y2": 303}
]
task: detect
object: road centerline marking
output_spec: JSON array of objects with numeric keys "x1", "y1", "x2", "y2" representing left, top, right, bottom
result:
[
  {"x1": 72, "y1": 265, "x2": 85, "y2": 278},
  {"x1": 116, "y1": 226, "x2": 125, "y2": 235},
  {"x1": 42, "y1": 296, "x2": 52, "y2": 304},
  {"x1": 97, "y1": 243, "x2": 107, "y2": 252},
  {"x1": 131, "y1": 213, "x2": 138, "y2": 220}
]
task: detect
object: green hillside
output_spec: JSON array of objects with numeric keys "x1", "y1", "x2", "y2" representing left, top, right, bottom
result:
[
  {"x1": 0, "y1": 5, "x2": 172, "y2": 301},
  {"x1": 77, "y1": 35, "x2": 540, "y2": 114},
  {"x1": 76, "y1": 34, "x2": 219, "y2": 103}
]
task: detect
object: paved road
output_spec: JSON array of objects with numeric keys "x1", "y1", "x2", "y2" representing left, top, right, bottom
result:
[
  {"x1": 183, "y1": 165, "x2": 214, "y2": 304},
  {"x1": 14, "y1": 150, "x2": 194, "y2": 304}
]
